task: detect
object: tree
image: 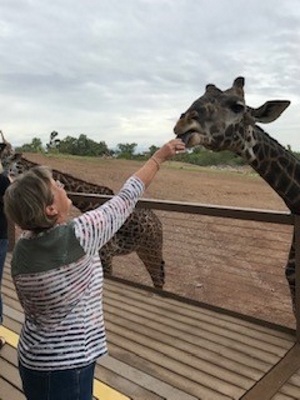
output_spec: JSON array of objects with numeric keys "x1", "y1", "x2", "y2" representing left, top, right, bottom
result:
[
  {"x1": 57, "y1": 134, "x2": 110, "y2": 156},
  {"x1": 57, "y1": 135, "x2": 78, "y2": 154},
  {"x1": 76, "y1": 134, "x2": 110, "y2": 156},
  {"x1": 116, "y1": 143, "x2": 137, "y2": 159},
  {"x1": 18, "y1": 137, "x2": 44, "y2": 153},
  {"x1": 148, "y1": 145, "x2": 160, "y2": 156}
]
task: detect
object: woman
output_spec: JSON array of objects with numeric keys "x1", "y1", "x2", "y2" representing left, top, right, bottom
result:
[{"x1": 4, "y1": 138, "x2": 185, "y2": 400}]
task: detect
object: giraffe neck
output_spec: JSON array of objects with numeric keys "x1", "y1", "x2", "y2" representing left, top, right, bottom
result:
[
  {"x1": 19, "y1": 157, "x2": 113, "y2": 191},
  {"x1": 240, "y1": 127, "x2": 300, "y2": 213},
  {"x1": 16, "y1": 157, "x2": 114, "y2": 212}
]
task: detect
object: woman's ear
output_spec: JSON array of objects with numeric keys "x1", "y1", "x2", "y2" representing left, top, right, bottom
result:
[{"x1": 45, "y1": 204, "x2": 58, "y2": 217}]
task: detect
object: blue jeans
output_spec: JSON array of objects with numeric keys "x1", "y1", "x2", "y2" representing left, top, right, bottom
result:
[
  {"x1": 19, "y1": 361, "x2": 96, "y2": 400},
  {"x1": 0, "y1": 239, "x2": 8, "y2": 324}
]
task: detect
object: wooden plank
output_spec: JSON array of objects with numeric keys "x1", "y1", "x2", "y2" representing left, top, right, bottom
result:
[
  {"x1": 0, "y1": 377, "x2": 25, "y2": 400},
  {"x1": 2, "y1": 294, "x2": 22, "y2": 313},
  {"x1": 0, "y1": 357, "x2": 23, "y2": 393},
  {"x1": 152, "y1": 288, "x2": 295, "y2": 341},
  {"x1": 274, "y1": 366, "x2": 300, "y2": 398},
  {"x1": 105, "y1": 310, "x2": 261, "y2": 383},
  {"x1": 105, "y1": 295, "x2": 283, "y2": 370},
  {"x1": 95, "y1": 363, "x2": 165, "y2": 400},
  {"x1": 2, "y1": 313, "x2": 22, "y2": 336},
  {"x1": 0, "y1": 326, "x2": 131, "y2": 400},
  {"x1": 241, "y1": 344, "x2": 300, "y2": 400},
  {"x1": 3, "y1": 305, "x2": 24, "y2": 325},
  {"x1": 279, "y1": 382, "x2": 300, "y2": 398},
  {"x1": 99, "y1": 356, "x2": 197, "y2": 400},
  {"x1": 93, "y1": 380, "x2": 129, "y2": 400},
  {"x1": 3, "y1": 254, "x2": 300, "y2": 400},
  {"x1": 272, "y1": 394, "x2": 296, "y2": 400},
  {"x1": 108, "y1": 330, "x2": 242, "y2": 399},
  {"x1": 104, "y1": 291, "x2": 293, "y2": 363},
  {"x1": 2, "y1": 306, "x2": 195, "y2": 400},
  {"x1": 106, "y1": 280, "x2": 294, "y2": 349},
  {"x1": 0, "y1": 326, "x2": 19, "y2": 348},
  {"x1": 288, "y1": 369, "x2": 300, "y2": 385}
]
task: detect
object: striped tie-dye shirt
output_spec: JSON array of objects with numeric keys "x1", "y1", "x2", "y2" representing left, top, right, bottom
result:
[{"x1": 11, "y1": 176, "x2": 144, "y2": 371}]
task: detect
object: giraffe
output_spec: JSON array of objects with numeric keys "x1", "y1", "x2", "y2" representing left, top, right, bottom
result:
[
  {"x1": 0, "y1": 143, "x2": 6, "y2": 172},
  {"x1": 173, "y1": 76, "x2": 298, "y2": 310},
  {"x1": 0, "y1": 139, "x2": 165, "y2": 289},
  {"x1": 0, "y1": 130, "x2": 15, "y2": 172}
]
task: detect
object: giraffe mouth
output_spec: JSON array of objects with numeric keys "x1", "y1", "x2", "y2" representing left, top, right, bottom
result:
[{"x1": 176, "y1": 131, "x2": 194, "y2": 145}]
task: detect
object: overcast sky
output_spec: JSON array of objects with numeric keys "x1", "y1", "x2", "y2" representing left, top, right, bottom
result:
[{"x1": 0, "y1": 0, "x2": 299, "y2": 152}]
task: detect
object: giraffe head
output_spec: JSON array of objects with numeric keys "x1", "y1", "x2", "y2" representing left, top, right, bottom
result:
[
  {"x1": 174, "y1": 77, "x2": 290, "y2": 160},
  {"x1": 0, "y1": 131, "x2": 19, "y2": 173},
  {"x1": 6, "y1": 153, "x2": 24, "y2": 176},
  {"x1": 0, "y1": 143, "x2": 7, "y2": 160}
]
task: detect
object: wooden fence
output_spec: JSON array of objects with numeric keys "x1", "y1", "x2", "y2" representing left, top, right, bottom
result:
[{"x1": 8, "y1": 192, "x2": 300, "y2": 338}]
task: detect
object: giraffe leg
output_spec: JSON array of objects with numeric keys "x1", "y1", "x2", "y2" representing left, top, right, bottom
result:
[{"x1": 136, "y1": 247, "x2": 165, "y2": 289}]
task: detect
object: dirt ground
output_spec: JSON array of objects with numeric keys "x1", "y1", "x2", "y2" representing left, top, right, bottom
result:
[
  {"x1": 21, "y1": 153, "x2": 295, "y2": 328},
  {"x1": 25, "y1": 152, "x2": 288, "y2": 210}
]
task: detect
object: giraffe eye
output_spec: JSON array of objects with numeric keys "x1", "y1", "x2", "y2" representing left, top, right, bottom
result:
[{"x1": 230, "y1": 102, "x2": 245, "y2": 114}]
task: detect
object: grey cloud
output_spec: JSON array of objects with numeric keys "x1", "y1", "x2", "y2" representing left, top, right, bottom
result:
[{"x1": 0, "y1": 0, "x2": 299, "y2": 150}]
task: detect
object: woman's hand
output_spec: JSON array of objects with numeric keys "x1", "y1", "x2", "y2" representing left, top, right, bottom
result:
[{"x1": 152, "y1": 139, "x2": 186, "y2": 164}]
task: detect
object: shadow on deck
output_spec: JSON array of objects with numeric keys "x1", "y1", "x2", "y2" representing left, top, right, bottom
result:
[{"x1": 1, "y1": 253, "x2": 300, "y2": 400}]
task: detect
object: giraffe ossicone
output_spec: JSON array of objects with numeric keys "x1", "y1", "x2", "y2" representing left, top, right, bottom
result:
[
  {"x1": 0, "y1": 133, "x2": 165, "y2": 289},
  {"x1": 174, "y1": 76, "x2": 298, "y2": 313}
]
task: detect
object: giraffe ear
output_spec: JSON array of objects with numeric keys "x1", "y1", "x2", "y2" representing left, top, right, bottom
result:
[{"x1": 249, "y1": 100, "x2": 291, "y2": 123}]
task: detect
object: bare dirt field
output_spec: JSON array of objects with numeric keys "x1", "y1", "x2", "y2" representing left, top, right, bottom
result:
[
  {"x1": 20, "y1": 153, "x2": 295, "y2": 328},
  {"x1": 25, "y1": 152, "x2": 288, "y2": 210}
]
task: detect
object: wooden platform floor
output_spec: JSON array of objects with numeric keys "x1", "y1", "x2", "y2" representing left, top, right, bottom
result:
[{"x1": 2, "y1": 252, "x2": 300, "y2": 400}]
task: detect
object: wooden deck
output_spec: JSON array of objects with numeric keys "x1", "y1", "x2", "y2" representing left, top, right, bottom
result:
[{"x1": 2, "y1": 252, "x2": 300, "y2": 400}]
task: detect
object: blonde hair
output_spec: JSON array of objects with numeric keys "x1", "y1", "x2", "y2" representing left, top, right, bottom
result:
[{"x1": 4, "y1": 166, "x2": 58, "y2": 231}]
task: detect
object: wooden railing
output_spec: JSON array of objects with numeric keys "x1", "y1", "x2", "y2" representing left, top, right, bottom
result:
[{"x1": 8, "y1": 192, "x2": 300, "y2": 339}]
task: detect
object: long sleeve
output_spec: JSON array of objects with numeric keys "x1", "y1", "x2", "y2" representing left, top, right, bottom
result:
[{"x1": 74, "y1": 176, "x2": 144, "y2": 254}]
